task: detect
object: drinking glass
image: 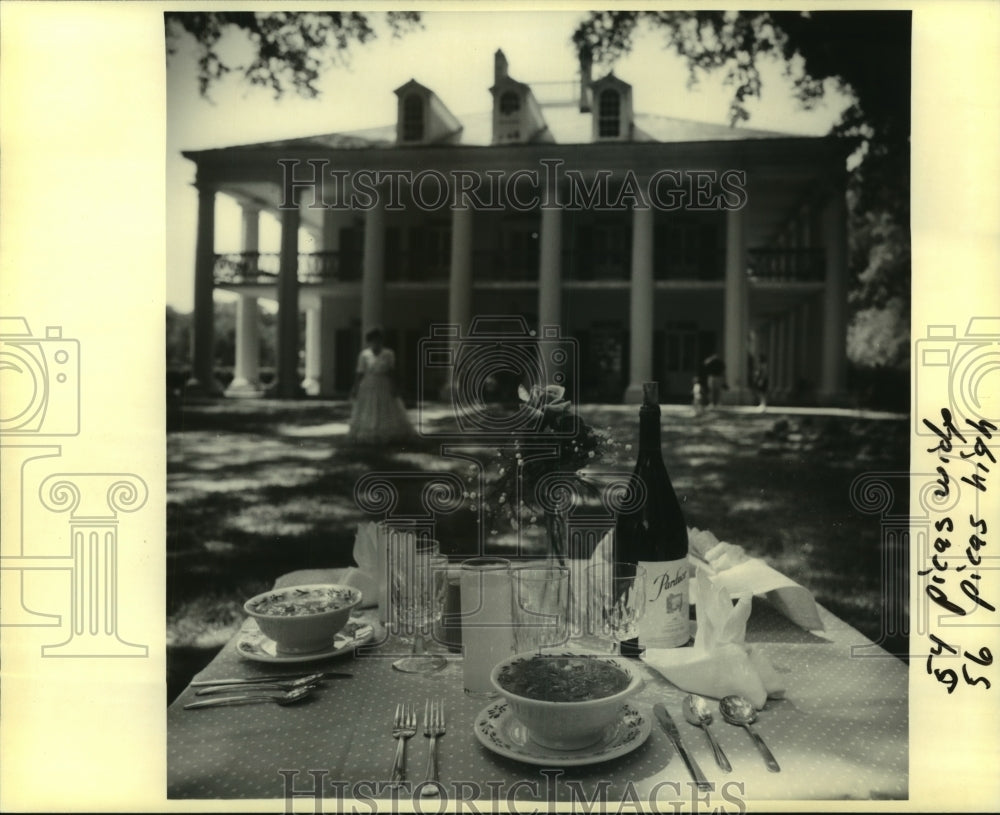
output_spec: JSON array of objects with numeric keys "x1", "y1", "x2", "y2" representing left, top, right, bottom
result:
[
  {"x1": 459, "y1": 557, "x2": 513, "y2": 697},
  {"x1": 587, "y1": 562, "x2": 646, "y2": 655},
  {"x1": 511, "y1": 563, "x2": 570, "y2": 655},
  {"x1": 388, "y1": 532, "x2": 448, "y2": 674}
]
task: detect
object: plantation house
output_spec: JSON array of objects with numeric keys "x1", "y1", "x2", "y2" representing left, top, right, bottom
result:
[{"x1": 182, "y1": 50, "x2": 851, "y2": 404}]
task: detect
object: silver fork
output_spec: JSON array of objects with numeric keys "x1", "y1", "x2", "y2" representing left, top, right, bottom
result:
[
  {"x1": 389, "y1": 703, "x2": 417, "y2": 786},
  {"x1": 419, "y1": 699, "x2": 445, "y2": 797}
]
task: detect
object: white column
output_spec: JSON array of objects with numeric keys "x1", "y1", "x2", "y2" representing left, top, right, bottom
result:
[
  {"x1": 274, "y1": 199, "x2": 301, "y2": 398},
  {"x1": 227, "y1": 203, "x2": 261, "y2": 396},
  {"x1": 226, "y1": 294, "x2": 260, "y2": 395},
  {"x1": 538, "y1": 206, "x2": 562, "y2": 329},
  {"x1": 319, "y1": 295, "x2": 338, "y2": 396},
  {"x1": 187, "y1": 184, "x2": 221, "y2": 394},
  {"x1": 302, "y1": 303, "x2": 322, "y2": 395},
  {"x1": 241, "y1": 203, "x2": 260, "y2": 263},
  {"x1": 724, "y1": 207, "x2": 748, "y2": 403},
  {"x1": 442, "y1": 206, "x2": 473, "y2": 400},
  {"x1": 362, "y1": 201, "x2": 385, "y2": 339},
  {"x1": 820, "y1": 188, "x2": 848, "y2": 399},
  {"x1": 449, "y1": 207, "x2": 473, "y2": 332},
  {"x1": 624, "y1": 205, "x2": 654, "y2": 403}
]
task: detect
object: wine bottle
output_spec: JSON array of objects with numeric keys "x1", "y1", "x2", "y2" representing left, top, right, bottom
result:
[{"x1": 614, "y1": 381, "x2": 690, "y2": 652}]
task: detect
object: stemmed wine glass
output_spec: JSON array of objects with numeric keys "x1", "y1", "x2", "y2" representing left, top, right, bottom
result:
[
  {"x1": 388, "y1": 532, "x2": 448, "y2": 674},
  {"x1": 586, "y1": 562, "x2": 647, "y2": 655}
]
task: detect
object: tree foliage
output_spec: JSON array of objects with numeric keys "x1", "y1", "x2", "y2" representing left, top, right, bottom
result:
[
  {"x1": 165, "y1": 11, "x2": 422, "y2": 99},
  {"x1": 573, "y1": 10, "x2": 909, "y2": 218}
]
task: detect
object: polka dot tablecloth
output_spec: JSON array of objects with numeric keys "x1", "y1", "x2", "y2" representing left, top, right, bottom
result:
[{"x1": 167, "y1": 569, "x2": 907, "y2": 805}]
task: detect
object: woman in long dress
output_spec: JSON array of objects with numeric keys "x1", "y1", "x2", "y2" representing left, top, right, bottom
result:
[{"x1": 348, "y1": 328, "x2": 416, "y2": 444}]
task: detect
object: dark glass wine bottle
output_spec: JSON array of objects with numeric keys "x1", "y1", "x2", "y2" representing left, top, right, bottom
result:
[{"x1": 614, "y1": 381, "x2": 690, "y2": 652}]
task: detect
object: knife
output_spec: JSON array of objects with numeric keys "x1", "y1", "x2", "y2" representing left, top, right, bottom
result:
[
  {"x1": 190, "y1": 670, "x2": 352, "y2": 686},
  {"x1": 653, "y1": 704, "x2": 712, "y2": 791}
]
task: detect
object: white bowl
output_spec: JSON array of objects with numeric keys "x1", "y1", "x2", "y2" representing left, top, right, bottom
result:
[
  {"x1": 490, "y1": 651, "x2": 642, "y2": 750},
  {"x1": 244, "y1": 583, "x2": 362, "y2": 654}
]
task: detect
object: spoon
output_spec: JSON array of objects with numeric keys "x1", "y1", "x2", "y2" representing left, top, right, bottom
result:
[
  {"x1": 195, "y1": 675, "x2": 323, "y2": 695},
  {"x1": 719, "y1": 695, "x2": 780, "y2": 772},
  {"x1": 183, "y1": 686, "x2": 315, "y2": 710},
  {"x1": 683, "y1": 694, "x2": 732, "y2": 772}
]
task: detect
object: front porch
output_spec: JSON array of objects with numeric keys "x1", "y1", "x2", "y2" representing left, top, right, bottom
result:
[{"x1": 184, "y1": 140, "x2": 850, "y2": 405}]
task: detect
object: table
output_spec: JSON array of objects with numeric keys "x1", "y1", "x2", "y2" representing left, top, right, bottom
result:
[{"x1": 167, "y1": 568, "x2": 907, "y2": 805}]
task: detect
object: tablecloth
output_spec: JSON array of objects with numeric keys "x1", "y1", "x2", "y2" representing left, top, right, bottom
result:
[{"x1": 167, "y1": 568, "x2": 907, "y2": 805}]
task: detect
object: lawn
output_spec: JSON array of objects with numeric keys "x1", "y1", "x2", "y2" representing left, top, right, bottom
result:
[{"x1": 166, "y1": 397, "x2": 910, "y2": 702}]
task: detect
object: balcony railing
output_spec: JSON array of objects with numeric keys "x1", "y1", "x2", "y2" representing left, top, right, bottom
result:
[
  {"x1": 747, "y1": 249, "x2": 825, "y2": 282},
  {"x1": 213, "y1": 251, "x2": 362, "y2": 285},
  {"x1": 214, "y1": 248, "x2": 823, "y2": 286}
]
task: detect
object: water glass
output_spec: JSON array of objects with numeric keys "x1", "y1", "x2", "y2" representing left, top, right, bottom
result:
[
  {"x1": 587, "y1": 562, "x2": 647, "y2": 655},
  {"x1": 511, "y1": 563, "x2": 570, "y2": 654},
  {"x1": 388, "y1": 532, "x2": 448, "y2": 674},
  {"x1": 459, "y1": 557, "x2": 513, "y2": 697}
]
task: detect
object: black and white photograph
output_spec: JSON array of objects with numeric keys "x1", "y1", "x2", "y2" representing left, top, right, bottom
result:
[{"x1": 1, "y1": 3, "x2": 998, "y2": 813}]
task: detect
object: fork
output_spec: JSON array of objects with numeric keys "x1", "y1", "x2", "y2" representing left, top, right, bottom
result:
[
  {"x1": 419, "y1": 699, "x2": 445, "y2": 797},
  {"x1": 389, "y1": 703, "x2": 417, "y2": 786}
]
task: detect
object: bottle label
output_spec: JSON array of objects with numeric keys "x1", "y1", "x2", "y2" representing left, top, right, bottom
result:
[{"x1": 637, "y1": 557, "x2": 690, "y2": 648}]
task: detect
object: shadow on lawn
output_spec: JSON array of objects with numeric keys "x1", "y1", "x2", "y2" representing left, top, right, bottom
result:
[{"x1": 167, "y1": 397, "x2": 910, "y2": 702}]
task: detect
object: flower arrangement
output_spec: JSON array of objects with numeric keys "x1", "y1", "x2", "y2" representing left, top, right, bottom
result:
[{"x1": 464, "y1": 384, "x2": 630, "y2": 562}]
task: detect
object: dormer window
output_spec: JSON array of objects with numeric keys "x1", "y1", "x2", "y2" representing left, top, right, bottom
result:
[
  {"x1": 598, "y1": 89, "x2": 621, "y2": 138},
  {"x1": 394, "y1": 79, "x2": 462, "y2": 145},
  {"x1": 402, "y1": 94, "x2": 424, "y2": 141},
  {"x1": 589, "y1": 73, "x2": 633, "y2": 142},
  {"x1": 499, "y1": 91, "x2": 521, "y2": 116}
]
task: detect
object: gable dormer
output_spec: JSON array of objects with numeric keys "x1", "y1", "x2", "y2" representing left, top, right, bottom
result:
[
  {"x1": 590, "y1": 72, "x2": 634, "y2": 142},
  {"x1": 489, "y1": 49, "x2": 554, "y2": 145},
  {"x1": 393, "y1": 80, "x2": 462, "y2": 145}
]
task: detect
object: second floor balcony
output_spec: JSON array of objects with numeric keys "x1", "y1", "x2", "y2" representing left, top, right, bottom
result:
[{"x1": 213, "y1": 247, "x2": 828, "y2": 287}]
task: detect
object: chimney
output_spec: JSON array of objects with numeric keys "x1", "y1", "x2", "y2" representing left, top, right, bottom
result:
[
  {"x1": 494, "y1": 49, "x2": 509, "y2": 83},
  {"x1": 578, "y1": 49, "x2": 593, "y2": 113}
]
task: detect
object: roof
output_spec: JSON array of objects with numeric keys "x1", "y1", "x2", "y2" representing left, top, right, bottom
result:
[{"x1": 204, "y1": 102, "x2": 804, "y2": 154}]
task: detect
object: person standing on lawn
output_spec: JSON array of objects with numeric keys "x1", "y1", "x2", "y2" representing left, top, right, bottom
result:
[
  {"x1": 702, "y1": 353, "x2": 726, "y2": 407},
  {"x1": 751, "y1": 353, "x2": 770, "y2": 412},
  {"x1": 348, "y1": 327, "x2": 416, "y2": 444}
]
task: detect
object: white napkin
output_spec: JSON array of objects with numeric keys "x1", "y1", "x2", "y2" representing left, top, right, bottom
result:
[
  {"x1": 341, "y1": 521, "x2": 384, "y2": 611},
  {"x1": 688, "y1": 526, "x2": 824, "y2": 631},
  {"x1": 641, "y1": 569, "x2": 786, "y2": 709}
]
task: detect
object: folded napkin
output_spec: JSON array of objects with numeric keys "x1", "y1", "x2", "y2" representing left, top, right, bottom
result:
[
  {"x1": 642, "y1": 570, "x2": 786, "y2": 710},
  {"x1": 341, "y1": 522, "x2": 384, "y2": 612},
  {"x1": 688, "y1": 526, "x2": 824, "y2": 631}
]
